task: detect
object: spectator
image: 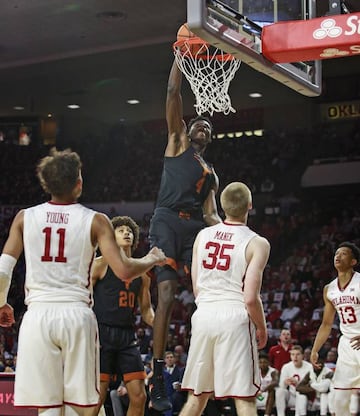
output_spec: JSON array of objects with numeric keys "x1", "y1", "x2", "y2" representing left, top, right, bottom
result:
[
  {"x1": 3, "y1": 352, "x2": 15, "y2": 373},
  {"x1": 279, "y1": 298, "x2": 300, "y2": 325},
  {"x1": 260, "y1": 176, "x2": 275, "y2": 193},
  {"x1": 177, "y1": 280, "x2": 195, "y2": 308},
  {"x1": 163, "y1": 351, "x2": 184, "y2": 416},
  {"x1": 269, "y1": 328, "x2": 293, "y2": 372},
  {"x1": 266, "y1": 302, "x2": 282, "y2": 326},
  {"x1": 291, "y1": 320, "x2": 310, "y2": 347},
  {"x1": 300, "y1": 279, "x2": 316, "y2": 300},
  {"x1": 110, "y1": 382, "x2": 129, "y2": 416},
  {"x1": 173, "y1": 344, "x2": 187, "y2": 369},
  {"x1": 137, "y1": 327, "x2": 152, "y2": 356},
  {"x1": 269, "y1": 318, "x2": 284, "y2": 343}
]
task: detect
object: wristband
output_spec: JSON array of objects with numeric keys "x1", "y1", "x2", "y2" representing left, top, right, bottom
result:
[{"x1": 0, "y1": 254, "x2": 17, "y2": 307}]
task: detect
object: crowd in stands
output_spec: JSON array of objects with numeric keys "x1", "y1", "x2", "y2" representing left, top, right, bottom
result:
[{"x1": 0, "y1": 120, "x2": 359, "y2": 415}]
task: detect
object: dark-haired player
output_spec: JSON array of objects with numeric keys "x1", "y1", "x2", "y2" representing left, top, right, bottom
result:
[
  {"x1": 0, "y1": 148, "x2": 166, "y2": 416},
  {"x1": 311, "y1": 241, "x2": 360, "y2": 416},
  {"x1": 148, "y1": 57, "x2": 221, "y2": 412},
  {"x1": 92, "y1": 216, "x2": 154, "y2": 416}
]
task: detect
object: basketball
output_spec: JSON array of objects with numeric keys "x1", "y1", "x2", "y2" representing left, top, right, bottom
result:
[
  {"x1": 177, "y1": 23, "x2": 196, "y2": 40},
  {"x1": 176, "y1": 23, "x2": 201, "y2": 56}
]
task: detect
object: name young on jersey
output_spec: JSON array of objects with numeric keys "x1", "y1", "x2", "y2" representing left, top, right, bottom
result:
[{"x1": 46, "y1": 211, "x2": 69, "y2": 224}]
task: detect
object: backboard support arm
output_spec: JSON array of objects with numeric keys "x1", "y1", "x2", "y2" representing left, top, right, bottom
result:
[{"x1": 187, "y1": 0, "x2": 322, "y2": 97}]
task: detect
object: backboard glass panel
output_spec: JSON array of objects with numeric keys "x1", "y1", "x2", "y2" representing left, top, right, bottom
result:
[{"x1": 187, "y1": 0, "x2": 322, "y2": 97}]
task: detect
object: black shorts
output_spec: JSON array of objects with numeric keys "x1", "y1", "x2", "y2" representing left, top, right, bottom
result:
[
  {"x1": 98, "y1": 324, "x2": 145, "y2": 382},
  {"x1": 149, "y1": 207, "x2": 205, "y2": 276}
]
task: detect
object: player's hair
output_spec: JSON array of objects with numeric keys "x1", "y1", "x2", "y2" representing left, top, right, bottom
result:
[
  {"x1": 338, "y1": 241, "x2": 360, "y2": 265},
  {"x1": 259, "y1": 351, "x2": 270, "y2": 361},
  {"x1": 290, "y1": 344, "x2": 303, "y2": 354},
  {"x1": 111, "y1": 216, "x2": 140, "y2": 253},
  {"x1": 220, "y1": 182, "x2": 252, "y2": 219},
  {"x1": 187, "y1": 115, "x2": 213, "y2": 135},
  {"x1": 37, "y1": 148, "x2": 82, "y2": 197}
]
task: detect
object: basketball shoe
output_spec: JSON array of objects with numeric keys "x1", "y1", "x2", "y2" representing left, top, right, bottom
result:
[{"x1": 149, "y1": 359, "x2": 172, "y2": 412}]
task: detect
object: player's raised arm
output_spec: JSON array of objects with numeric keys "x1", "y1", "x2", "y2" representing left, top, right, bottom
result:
[
  {"x1": 165, "y1": 59, "x2": 189, "y2": 157},
  {"x1": 92, "y1": 213, "x2": 166, "y2": 281},
  {"x1": 202, "y1": 185, "x2": 221, "y2": 226},
  {"x1": 91, "y1": 256, "x2": 108, "y2": 286}
]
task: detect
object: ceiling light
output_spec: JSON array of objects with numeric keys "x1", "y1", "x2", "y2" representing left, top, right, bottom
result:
[
  {"x1": 13, "y1": 106, "x2": 24, "y2": 110},
  {"x1": 254, "y1": 129, "x2": 264, "y2": 136},
  {"x1": 127, "y1": 99, "x2": 140, "y2": 105},
  {"x1": 249, "y1": 92, "x2": 262, "y2": 98},
  {"x1": 67, "y1": 104, "x2": 80, "y2": 109}
]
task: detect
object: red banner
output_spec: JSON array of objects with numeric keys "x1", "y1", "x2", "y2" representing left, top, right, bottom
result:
[
  {"x1": 0, "y1": 374, "x2": 37, "y2": 416},
  {"x1": 262, "y1": 12, "x2": 360, "y2": 63}
]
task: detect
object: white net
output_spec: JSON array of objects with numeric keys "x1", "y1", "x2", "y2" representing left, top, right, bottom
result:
[{"x1": 173, "y1": 40, "x2": 241, "y2": 116}]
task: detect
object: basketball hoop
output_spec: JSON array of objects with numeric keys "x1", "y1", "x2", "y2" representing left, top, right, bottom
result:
[{"x1": 173, "y1": 37, "x2": 241, "y2": 116}]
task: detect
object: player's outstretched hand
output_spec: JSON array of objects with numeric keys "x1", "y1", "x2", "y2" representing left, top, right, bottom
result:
[
  {"x1": 148, "y1": 247, "x2": 167, "y2": 266},
  {"x1": 0, "y1": 304, "x2": 15, "y2": 327}
]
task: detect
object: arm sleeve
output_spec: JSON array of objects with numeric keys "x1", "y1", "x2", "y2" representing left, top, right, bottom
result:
[{"x1": 0, "y1": 254, "x2": 17, "y2": 307}]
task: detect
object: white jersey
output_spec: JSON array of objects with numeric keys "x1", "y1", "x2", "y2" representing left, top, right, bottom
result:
[
  {"x1": 260, "y1": 366, "x2": 277, "y2": 391},
  {"x1": 308, "y1": 365, "x2": 332, "y2": 397},
  {"x1": 326, "y1": 271, "x2": 360, "y2": 338},
  {"x1": 256, "y1": 366, "x2": 277, "y2": 409},
  {"x1": 195, "y1": 221, "x2": 257, "y2": 305},
  {"x1": 23, "y1": 201, "x2": 96, "y2": 305},
  {"x1": 279, "y1": 360, "x2": 313, "y2": 390},
  {"x1": 181, "y1": 222, "x2": 260, "y2": 397}
]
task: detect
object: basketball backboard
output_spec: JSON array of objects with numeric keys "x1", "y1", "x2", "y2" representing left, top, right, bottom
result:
[{"x1": 187, "y1": 0, "x2": 322, "y2": 97}]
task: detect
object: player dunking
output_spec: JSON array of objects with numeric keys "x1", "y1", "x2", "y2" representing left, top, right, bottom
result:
[
  {"x1": 92, "y1": 216, "x2": 154, "y2": 416},
  {"x1": 0, "y1": 148, "x2": 166, "y2": 416},
  {"x1": 148, "y1": 57, "x2": 221, "y2": 412},
  {"x1": 311, "y1": 241, "x2": 360, "y2": 416},
  {"x1": 179, "y1": 182, "x2": 270, "y2": 416}
]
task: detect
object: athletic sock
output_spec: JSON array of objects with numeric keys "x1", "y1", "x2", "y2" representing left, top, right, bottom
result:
[{"x1": 153, "y1": 358, "x2": 165, "y2": 379}]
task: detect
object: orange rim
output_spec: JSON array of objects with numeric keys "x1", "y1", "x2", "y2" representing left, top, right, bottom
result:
[{"x1": 173, "y1": 38, "x2": 236, "y2": 61}]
